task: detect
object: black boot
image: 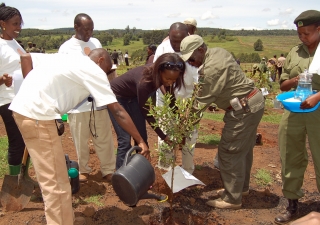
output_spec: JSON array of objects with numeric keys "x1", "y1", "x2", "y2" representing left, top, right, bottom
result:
[{"x1": 274, "y1": 199, "x2": 298, "y2": 224}]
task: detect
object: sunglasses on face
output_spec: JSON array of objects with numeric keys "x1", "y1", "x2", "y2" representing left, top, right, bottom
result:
[{"x1": 161, "y1": 62, "x2": 184, "y2": 71}]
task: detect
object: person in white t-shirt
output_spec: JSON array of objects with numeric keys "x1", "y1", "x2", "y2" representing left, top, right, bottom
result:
[
  {"x1": 153, "y1": 22, "x2": 198, "y2": 174},
  {"x1": 0, "y1": 3, "x2": 25, "y2": 176},
  {"x1": 10, "y1": 49, "x2": 149, "y2": 225},
  {"x1": 59, "y1": 13, "x2": 115, "y2": 182}
]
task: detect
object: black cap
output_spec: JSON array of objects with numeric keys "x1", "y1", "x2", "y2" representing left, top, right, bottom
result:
[{"x1": 294, "y1": 10, "x2": 320, "y2": 27}]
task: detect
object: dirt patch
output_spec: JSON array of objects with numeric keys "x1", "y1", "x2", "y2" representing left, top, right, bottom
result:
[{"x1": 0, "y1": 108, "x2": 319, "y2": 225}]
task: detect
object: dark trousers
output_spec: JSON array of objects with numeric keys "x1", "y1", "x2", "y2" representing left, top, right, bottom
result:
[
  {"x1": 0, "y1": 103, "x2": 25, "y2": 165},
  {"x1": 113, "y1": 59, "x2": 118, "y2": 65},
  {"x1": 108, "y1": 97, "x2": 148, "y2": 169},
  {"x1": 277, "y1": 67, "x2": 283, "y2": 79},
  {"x1": 125, "y1": 58, "x2": 129, "y2": 66}
]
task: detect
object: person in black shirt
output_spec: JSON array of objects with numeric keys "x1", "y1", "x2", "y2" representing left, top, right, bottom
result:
[{"x1": 110, "y1": 53, "x2": 185, "y2": 169}]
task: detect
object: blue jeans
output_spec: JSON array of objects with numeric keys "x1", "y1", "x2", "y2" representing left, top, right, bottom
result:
[
  {"x1": 0, "y1": 103, "x2": 25, "y2": 165},
  {"x1": 109, "y1": 97, "x2": 148, "y2": 169}
]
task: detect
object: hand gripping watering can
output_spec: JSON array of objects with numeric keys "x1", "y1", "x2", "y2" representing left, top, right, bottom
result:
[{"x1": 111, "y1": 146, "x2": 167, "y2": 206}]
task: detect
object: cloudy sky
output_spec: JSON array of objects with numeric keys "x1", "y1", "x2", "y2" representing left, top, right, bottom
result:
[{"x1": 7, "y1": 0, "x2": 319, "y2": 31}]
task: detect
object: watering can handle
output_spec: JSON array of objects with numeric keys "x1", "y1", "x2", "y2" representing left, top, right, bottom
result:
[{"x1": 124, "y1": 146, "x2": 142, "y2": 166}]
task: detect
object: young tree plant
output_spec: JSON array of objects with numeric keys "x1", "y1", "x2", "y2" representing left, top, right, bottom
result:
[{"x1": 145, "y1": 84, "x2": 202, "y2": 215}]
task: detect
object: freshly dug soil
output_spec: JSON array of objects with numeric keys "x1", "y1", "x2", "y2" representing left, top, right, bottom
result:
[{"x1": 0, "y1": 108, "x2": 319, "y2": 225}]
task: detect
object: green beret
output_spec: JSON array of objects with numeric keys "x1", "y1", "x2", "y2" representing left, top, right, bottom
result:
[{"x1": 294, "y1": 10, "x2": 320, "y2": 27}]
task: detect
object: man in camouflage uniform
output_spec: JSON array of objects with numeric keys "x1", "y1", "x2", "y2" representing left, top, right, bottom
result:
[
  {"x1": 25, "y1": 41, "x2": 33, "y2": 53},
  {"x1": 180, "y1": 35, "x2": 265, "y2": 209}
]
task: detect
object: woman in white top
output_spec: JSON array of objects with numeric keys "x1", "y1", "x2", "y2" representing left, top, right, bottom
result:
[{"x1": 0, "y1": 3, "x2": 25, "y2": 175}]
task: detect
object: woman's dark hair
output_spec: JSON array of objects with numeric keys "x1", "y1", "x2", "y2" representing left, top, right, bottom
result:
[
  {"x1": 0, "y1": 3, "x2": 23, "y2": 25},
  {"x1": 142, "y1": 53, "x2": 185, "y2": 91}
]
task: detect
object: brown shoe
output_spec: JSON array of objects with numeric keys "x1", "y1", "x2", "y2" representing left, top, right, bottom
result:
[
  {"x1": 274, "y1": 199, "x2": 298, "y2": 224},
  {"x1": 206, "y1": 198, "x2": 241, "y2": 209},
  {"x1": 216, "y1": 189, "x2": 249, "y2": 196},
  {"x1": 74, "y1": 216, "x2": 86, "y2": 225},
  {"x1": 102, "y1": 173, "x2": 113, "y2": 182},
  {"x1": 79, "y1": 173, "x2": 89, "y2": 182}
]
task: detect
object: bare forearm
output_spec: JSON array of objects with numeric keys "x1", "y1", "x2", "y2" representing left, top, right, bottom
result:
[
  {"x1": 20, "y1": 53, "x2": 33, "y2": 78},
  {"x1": 280, "y1": 77, "x2": 298, "y2": 91}
]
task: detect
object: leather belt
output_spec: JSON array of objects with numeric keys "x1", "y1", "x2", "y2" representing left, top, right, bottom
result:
[{"x1": 226, "y1": 88, "x2": 259, "y2": 111}]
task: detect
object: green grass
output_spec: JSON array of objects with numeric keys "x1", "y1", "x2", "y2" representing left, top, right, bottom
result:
[
  {"x1": 195, "y1": 165, "x2": 202, "y2": 170},
  {"x1": 203, "y1": 35, "x2": 300, "y2": 58},
  {"x1": 83, "y1": 194, "x2": 104, "y2": 207},
  {"x1": 202, "y1": 112, "x2": 224, "y2": 121},
  {"x1": 254, "y1": 168, "x2": 273, "y2": 187},
  {"x1": 261, "y1": 112, "x2": 282, "y2": 124},
  {"x1": 198, "y1": 134, "x2": 221, "y2": 145},
  {"x1": 0, "y1": 137, "x2": 8, "y2": 178}
]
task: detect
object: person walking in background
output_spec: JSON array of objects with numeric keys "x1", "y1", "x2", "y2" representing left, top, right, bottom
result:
[
  {"x1": 0, "y1": 3, "x2": 26, "y2": 177},
  {"x1": 180, "y1": 35, "x2": 265, "y2": 209},
  {"x1": 10, "y1": 49, "x2": 149, "y2": 225},
  {"x1": 267, "y1": 55, "x2": 278, "y2": 81},
  {"x1": 59, "y1": 13, "x2": 115, "y2": 183},
  {"x1": 110, "y1": 53, "x2": 185, "y2": 169},
  {"x1": 274, "y1": 10, "x2": 320, "y2": 224},
  {"x1": 146, "y1": 44, "x2": 157, "y2": 64},
  {"x1": 277, "y1": 53, "x2": 286, "y2": 79},
  {"x1": 112, "y1": 49, "x2": 119, "y2": 65},
  {"x1": 124, "y1": 51, "x2": 129, "y2": 66},
  {"x1": 118, "y1": 49, "x2": 123, "y2": 65}
]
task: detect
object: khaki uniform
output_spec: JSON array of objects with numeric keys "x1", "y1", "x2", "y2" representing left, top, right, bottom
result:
[
  {"x1": 278, "y1": 43, "x2": 320, "y2": 199},
  {"x1": 195, "y1": 48, "x2": 265, "y2": 204}
]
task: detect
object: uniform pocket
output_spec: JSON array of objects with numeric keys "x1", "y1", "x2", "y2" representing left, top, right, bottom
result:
[{"x1": 248, "y1": 91, "x2": 265, "y2": 113}]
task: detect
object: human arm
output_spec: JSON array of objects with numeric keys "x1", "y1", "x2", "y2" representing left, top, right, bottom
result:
[
  {"x1": 0, "y1": 74, "x2": 12, "y2": 87},
  {"x1": 300, "y1": 92, "x2": 320, "y2": 109},
  {"x1": 280, "y1": 76, "x2": 299, "y2": 91},
  {"x1": 20, "y1": 53, "x2": 33, "y2": 78},
  {"x1": 107, "y1": 102, "x2": 150, "y2": 160}
]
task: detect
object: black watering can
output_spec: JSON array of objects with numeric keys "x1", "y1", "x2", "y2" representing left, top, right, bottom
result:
[{"x1": 111, "y1": 146, "x2": 167, "y2": 206}]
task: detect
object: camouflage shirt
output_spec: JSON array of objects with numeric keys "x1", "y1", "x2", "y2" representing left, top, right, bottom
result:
[{"x1": 195, "y1": 47, "x2": 255, "y2": 112}]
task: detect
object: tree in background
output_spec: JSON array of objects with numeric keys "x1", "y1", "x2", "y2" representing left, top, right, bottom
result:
[
  {"x1": 125, "y1": 25, "x2": 130, "y2": 34},
  {"x1": 123, "y1": 34, "x2": 131, "y2": 46},
  {"x1": 142, "y1": 30, "x2": 167, "y2": 45},
  {"x1": 254, "y1": 39, "x2": 264, "y2": 51}
]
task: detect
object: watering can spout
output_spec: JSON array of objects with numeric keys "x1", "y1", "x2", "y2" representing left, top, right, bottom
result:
[{"x1": 140, "y1": 192, "x2": 168, "y2": 202}]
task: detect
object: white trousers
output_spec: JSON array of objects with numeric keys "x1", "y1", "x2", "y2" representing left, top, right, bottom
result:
[{"x1": 69, "y1": 109, "x2": 115, "y2": 177}]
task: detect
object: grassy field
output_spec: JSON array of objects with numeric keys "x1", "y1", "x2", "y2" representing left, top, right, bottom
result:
[
  {"x1": 45, "y1": 35, "x2": 300, "y2": 59},
  {"x1": 203, "y1": 35, "x2": 300, "y2": 58}
]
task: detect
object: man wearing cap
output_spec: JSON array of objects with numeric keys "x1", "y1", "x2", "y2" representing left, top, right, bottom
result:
[
  {"x1": 180, "y1": 34, "x2": 265, "y2": 209},
  {"x1": 153, "y1": 22, "x2": 199, "y2": 175},
  {"x1": 25, "y1": 41, "x2": 33, "y2": 53},
  {"x1": 183, "y1": 18, "x2": 197, "y2": 35},
  {"x1": 59, "y1": 13, "x2": 115, "y2": 182},
  {"x1": 277, "y1": 53, "x2": 286, "y2": 78},
  {"x1": 275, "y1": 10, "x2": 320, "y2": 224}
]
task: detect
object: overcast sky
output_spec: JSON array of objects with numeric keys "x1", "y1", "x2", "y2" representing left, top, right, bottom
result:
[{"x1": 6, "y1": 0, "x2": 319, "y2": 31}]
